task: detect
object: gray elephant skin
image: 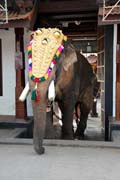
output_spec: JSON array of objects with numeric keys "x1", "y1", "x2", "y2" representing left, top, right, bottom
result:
[{"x1": 28, "y1": 28, "x2": 95, "y2": 154}]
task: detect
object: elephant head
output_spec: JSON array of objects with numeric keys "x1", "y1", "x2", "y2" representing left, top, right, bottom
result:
[{"x1": 23, "y1": 28, "x2": 95, "y2": 154}]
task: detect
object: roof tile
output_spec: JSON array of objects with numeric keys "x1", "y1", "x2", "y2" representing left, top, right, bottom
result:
[{"x1": 0, "y1": 0, "x2": 34, "y2": 22}]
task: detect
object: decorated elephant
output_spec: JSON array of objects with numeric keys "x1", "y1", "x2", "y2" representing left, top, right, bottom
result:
[{"x1": 19, "y1": 28, "x2": 95, "y2": 154}]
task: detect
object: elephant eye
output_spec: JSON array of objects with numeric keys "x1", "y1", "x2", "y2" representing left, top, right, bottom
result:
[
  {"x1": 36, "y1": 28, "x2": 43, "y2": 36},
  {"x1": 54, "y1": 31, "x2": 61, "y2": 39}
]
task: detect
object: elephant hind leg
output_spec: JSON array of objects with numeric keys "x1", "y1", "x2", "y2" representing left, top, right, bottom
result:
[
  {"x1": 74, "y1": 102, "x2": 81, "y2": 126},
  {"x1": 74, "y1": 102, "x2": 90, "y2": 139}
]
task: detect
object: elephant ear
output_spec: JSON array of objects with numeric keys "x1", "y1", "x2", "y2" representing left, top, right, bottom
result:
[{"x1": 62, "y1": 43, "x2": 77, "y2": 71}]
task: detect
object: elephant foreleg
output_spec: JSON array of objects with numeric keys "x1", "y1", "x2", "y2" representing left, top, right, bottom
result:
[{"x1": 59, "y1": 102, "x2": 74, "y2": 140}]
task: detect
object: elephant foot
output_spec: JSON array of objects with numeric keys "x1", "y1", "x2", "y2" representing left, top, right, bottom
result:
[
  {"x1": 34, "y1": 146, "x2": 45, "y2": 155},
  {"x1": 62, "y1": 126, "x2": 74, "y2": 140},
  {"x1": 62, "y1": 133, "x2": 74, "y2": 140},
  {"x1": 74, "y1": 131, "x2": 85, "y2": 140},
  {"x1": 75, "y1": 135, "x2": 85, "y2": 140}
]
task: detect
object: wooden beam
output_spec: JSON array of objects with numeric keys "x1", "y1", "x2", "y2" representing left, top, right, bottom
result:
[
  {"x1": 98, "y1": 16, "x2": 120, "y2": 25},
  {"x1": 30, "y1": 0, "x2": 39, "y2": 30},
  {"x1": 67, "y1": 32, "x2": 97, "y2": 37},
  {"x1": 0, "y1": 19, "x2": 30, "y2": 29},
  {"x1": 38, "y1": 1, "x2": 98, "y2": 13}
]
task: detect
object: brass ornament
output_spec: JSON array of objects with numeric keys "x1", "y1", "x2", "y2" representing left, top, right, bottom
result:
[{"x1": 32, "y1": 28, "x2": 64, "y2": 78}]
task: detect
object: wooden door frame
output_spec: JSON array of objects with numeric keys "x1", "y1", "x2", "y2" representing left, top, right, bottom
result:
[
  {"x1": 97, "y1": 25, "x2": 113, "y2": 141},
  {"x1": 15, "y1": 28, "x2": 27, "y2": 120},
  {"x1": 104, "y1": 25, "x2": 113, "y2": 140},
  {"x1": 0, "y1": 39, "x2": 3, "y2": 96},
  {"x1": 116, "y1": 24, "x2": 120, "y2": 121}
]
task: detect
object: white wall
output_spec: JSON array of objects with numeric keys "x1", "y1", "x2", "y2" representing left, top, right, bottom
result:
[{"x1": 0, "y1": 29, "x2": 15, "y2": 115}]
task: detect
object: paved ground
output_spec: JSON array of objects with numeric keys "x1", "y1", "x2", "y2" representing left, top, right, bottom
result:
[{"x1": 0, "y1": 139, "x2": 120, "y2": 180}]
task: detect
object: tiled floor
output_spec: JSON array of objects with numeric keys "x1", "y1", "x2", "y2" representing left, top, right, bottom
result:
[
  {"x1": 85, "y1": 98, "x2": 103, "y2": 141},
  {"x1": 0, "y1": 98, "x2": 103, "y2": 140},
  {"x1": 0, "y1": 128, "x2": 26, "y2": 138}
]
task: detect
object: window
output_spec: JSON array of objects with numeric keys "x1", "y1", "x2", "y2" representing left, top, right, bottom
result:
[{"x1": 0, "y1": 39, "x2": 3, "y2": 96}]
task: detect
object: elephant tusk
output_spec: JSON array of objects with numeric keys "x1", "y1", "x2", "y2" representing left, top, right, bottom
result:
[
  {"x1": 48, "y1": 80, "x2": 55, "y2": 101},
  {"x1": 19, "y1": 82, "x2": 30, "y2": 102}
]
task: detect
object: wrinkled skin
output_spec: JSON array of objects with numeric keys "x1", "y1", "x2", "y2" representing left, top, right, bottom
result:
[{"x1": 29, "y1": 42, "x2": 95, "y2": 154}]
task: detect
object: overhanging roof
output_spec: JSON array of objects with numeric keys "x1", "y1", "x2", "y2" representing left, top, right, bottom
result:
[
  {"x1": 0, "y1": 0, "x2": 38, "y2": 29},
  {"x1": 98, "y1": 0, "x2": 120, "y2": 25}
]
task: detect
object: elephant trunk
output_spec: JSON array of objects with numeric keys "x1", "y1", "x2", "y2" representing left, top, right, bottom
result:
[
  {"x1": 30, "y1": 80, "x2": 50, "y2": 154},
  {"x1": 32, "y1": 103, "x2": 46, "y2": 154}
]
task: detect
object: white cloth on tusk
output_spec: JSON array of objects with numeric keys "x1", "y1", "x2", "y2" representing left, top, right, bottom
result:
[
  {"x1": 19, "y1": 82, "x2": 30, "y2": 102},
  {"x1": 48, "y1": 80, "x2": 55, "y2": 101}
]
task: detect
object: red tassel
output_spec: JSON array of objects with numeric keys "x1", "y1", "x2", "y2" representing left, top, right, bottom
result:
[{"x1": 36, "y1": 90, "x2": 40, "y2": 102}]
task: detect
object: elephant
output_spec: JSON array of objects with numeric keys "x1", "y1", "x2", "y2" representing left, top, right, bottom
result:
[{"x1": 26, "y1": 28, "x2": 95, "y2": 154}]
